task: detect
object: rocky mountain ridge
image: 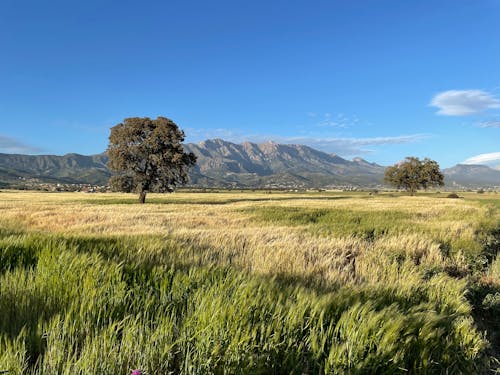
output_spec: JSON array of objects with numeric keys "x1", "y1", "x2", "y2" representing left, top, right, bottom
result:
[
  {"x1": 183, "y1": 139, "x2": 385, "y2": 187},
  {"x1": 1, "y1": 139, "x2": 499, "y2": 189}
]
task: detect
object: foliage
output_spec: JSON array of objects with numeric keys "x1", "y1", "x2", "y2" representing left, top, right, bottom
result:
[
  {"x1": 107, "y1": 117, "x2": 196, "y2": 203},
  {"x1": 384, "y1": 157, "x2": 444, "y2": 195}
]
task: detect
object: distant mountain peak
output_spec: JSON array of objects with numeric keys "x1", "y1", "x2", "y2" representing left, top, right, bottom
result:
[
  {"x1": 1, "y1": 138, "x2": 499, "y2": 189},
  {"x1": 181, "y1": 139, "x2": 387, "y2": 188},
  {"x1": 443, "y1": 163, "x2": 500, "y2": 187}
]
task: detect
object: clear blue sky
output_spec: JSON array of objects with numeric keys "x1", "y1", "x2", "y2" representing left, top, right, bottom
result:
[{"x1": 1, "y1": 0, "x2": 499, "y2": 167}]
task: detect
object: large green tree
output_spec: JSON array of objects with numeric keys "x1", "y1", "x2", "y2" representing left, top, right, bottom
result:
[
  {"x1": 384, "y1": 157, "x2": 444, "y2": 195},
  {"x1": 107, "y1": 116, "x2": 196, "y2": 203}
]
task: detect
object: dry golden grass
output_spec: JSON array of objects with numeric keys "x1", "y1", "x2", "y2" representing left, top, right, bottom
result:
[
  {"x1": 0, "y1": 190, "x2": 497, "y2": 287},
  {"x1": 0, "y1": 190, "x2": 498, "y2": 373}
]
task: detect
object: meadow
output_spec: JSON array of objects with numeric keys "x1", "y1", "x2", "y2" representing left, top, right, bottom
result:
[{"x1": 0, "y1": 190, "x2": 498, "y2": 374}]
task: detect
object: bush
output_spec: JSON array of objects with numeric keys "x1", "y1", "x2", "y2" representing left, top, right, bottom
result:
[{"x1": 447, "y1": 193, "x2": 460, "y2": 199}]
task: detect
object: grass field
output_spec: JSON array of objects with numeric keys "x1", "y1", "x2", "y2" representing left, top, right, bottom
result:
[{"x1": 0, "y1": 190, "x2": 498, "y2": 374}]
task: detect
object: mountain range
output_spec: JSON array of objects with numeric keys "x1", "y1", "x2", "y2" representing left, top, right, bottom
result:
[
  {"x1": 1, "y1": 139, "x2": 499, "y2": 189},
  {"x1": 183, "y1": 139, "x2": 385, "y2": 188}
]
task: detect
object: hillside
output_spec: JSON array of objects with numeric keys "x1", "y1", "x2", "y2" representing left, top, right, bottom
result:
[
  {"x1": 184, "y1": 139, "x2": 386, "y2": 188},
  {"x1": 443, "y1": 164, "x2": 500, "y2": 188},
  {"x1": 1, "y1": 139, "x2": 500, "y2": 189},
  {"x1": 0, "y1": 152, "x2": 110, "y2": 185}
]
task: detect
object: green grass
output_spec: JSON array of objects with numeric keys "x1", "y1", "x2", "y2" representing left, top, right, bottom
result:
[
  {"x1": 0, "y1": 191, "x2": 499, "y2": 373},
  {"x1": 79, "y1": 194, "x2": 352, "y2": 206},
  {"x1": 243, "y1": 206, "x2": 413, "y2": 240},
  {"x1": 0, "y1": 230, "x2": 494, "y2": 374}
]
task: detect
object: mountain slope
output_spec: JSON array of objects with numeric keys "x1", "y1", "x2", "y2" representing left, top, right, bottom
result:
[
  {"x1": 0, "y1": 152, "x2": 110, "y2": 185},
  {"x1": 183, "y1": 139, "x2": 386, "y2": 187},
  {"x1": 443, "y1": 164, "x2": 500, "y2": 187},
  {"x1": 1, "y1": 140, "x2": 499, "y2": 188}
]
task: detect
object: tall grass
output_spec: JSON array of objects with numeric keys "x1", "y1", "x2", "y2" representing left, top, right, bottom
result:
[
  {"x1": 0, "y1": 233, "x2": 489, "y2": 373},
  {"x1": 0, "y1": 190, "x2": 498, "y2": 373}
]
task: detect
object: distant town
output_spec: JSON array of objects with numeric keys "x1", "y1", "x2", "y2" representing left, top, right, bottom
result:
[{"x1": 6, "y1": 176, "x2": 498, "y2": 194}]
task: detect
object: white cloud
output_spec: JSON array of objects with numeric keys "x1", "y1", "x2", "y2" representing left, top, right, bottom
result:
[
  {"x1": 478, "y1": 119, "x2": 500, "y2": 128},
  {"x1": 185, "y1": 127, "x2": 243, "y2": 141},
  {"x1": 270, "y1": 134, "x2": 427, "y2": 155},
  {"x1": 0, "y1": 135, "x2": 43, "y2": 154},
  {"x1": 316, "y1": 113, "x2": 360, "y2": 128},
  {"x1": 430, "y1": 90, "x2": 500, "y2": 116},
  {"x1": 187, "y1": 127, "x2": 427, "y2": 156},
  {"x1": 462, "y1": 152, "x2": 500, "y2": 165}
]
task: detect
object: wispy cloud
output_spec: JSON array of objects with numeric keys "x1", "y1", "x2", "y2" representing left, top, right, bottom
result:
[
  {"x1": 186, "y1": 127, "x2": 427, "y2": 156},
  {"x1": 478, "y1": 119, "x2": 500, "y2": 128},
  {"x1": 0, "y1": 135, "x2": 43, "y2": 154},
  {"x1": 268, "y1": 134, "x2": 427, "y2": 155},
  {"x1": 462, "y1": 152, "x2": 500, "y2": 165},
  {"x1": 430, "y1": 90, "x2": 500, "y2": 116},
  {"x1": 316, "y1": 113, "x2": 360, "y2": 128},
  {"x1": 185, "y1": 127, "x2": 243, "y2": 141}
]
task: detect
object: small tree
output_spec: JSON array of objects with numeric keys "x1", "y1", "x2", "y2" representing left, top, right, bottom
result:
[
  {"x1": 384, "y1": 157, "x2": 443, "y2": 195},
  {"x1": 107, "y1": 116, "x2": 196, "y2": 203}
]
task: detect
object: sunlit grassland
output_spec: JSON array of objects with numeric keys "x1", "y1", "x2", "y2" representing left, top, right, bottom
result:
[{"x1": 0, "y1": 190, "x2": 498, "y2": 374}]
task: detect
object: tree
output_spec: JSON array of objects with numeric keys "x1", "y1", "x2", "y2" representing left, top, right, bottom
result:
[
  {"x1": 384, "y1": 157, "x2": 444, "y2": 195},
  {"x1": 107, "y1": 116, "x2": 197, "y2": 203}
]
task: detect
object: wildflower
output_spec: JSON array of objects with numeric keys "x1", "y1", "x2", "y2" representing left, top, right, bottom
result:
[{"x1": 131, "y1": 370, "x2": 141, "y2": 375}]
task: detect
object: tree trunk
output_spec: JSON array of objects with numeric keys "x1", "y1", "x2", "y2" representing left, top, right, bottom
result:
[{"x1": 138, "y1": 191, "x2": 147, "y2": 204}]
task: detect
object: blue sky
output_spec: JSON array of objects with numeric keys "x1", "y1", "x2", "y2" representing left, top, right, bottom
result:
[{"x1": 0, "y1": 0, "x2": 499, "y2": 168}]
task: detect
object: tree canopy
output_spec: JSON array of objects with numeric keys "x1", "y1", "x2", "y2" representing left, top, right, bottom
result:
[
  {"x1": 384, "y1": 157, "x2": 444, "y2": 195},
  {"x1": 107, "y1": 116, "x2": 196, "y2": 203}
]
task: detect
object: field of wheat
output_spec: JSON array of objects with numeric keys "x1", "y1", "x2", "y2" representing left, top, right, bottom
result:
[{"x1": 0, "y1": 190, "x2": 498, "y2": 374}]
